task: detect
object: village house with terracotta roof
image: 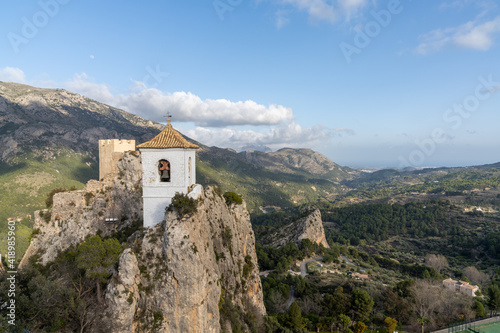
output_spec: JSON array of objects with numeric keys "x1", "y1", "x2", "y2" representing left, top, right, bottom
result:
[{"x1": 443, "y1": 278, "x2": 479, "y2": 297}]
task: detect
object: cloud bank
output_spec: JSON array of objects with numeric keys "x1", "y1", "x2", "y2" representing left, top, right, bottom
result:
[
  {"x1": 0, "y1": 67, "x2": 27, "y2": 83},
  {"x1": 115, "y1": 89, "x2": 294, "y2": 127},
  {"x1": 416, "y1": 15, "x2": 500, "y2": 54},
  {"x1": 185, "y1": 123, "x2": 353, "y2": 150},
  {"x1": 1, "y1": 67, "x2": 344, "y2": 151},
  {"x1": 62, "y1": 74, "x2": 294, "y2": 127}
]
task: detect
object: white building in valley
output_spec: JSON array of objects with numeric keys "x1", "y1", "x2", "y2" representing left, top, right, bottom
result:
[{"x1": 443, "y1": 278, "x2": 480, "y2": 297}]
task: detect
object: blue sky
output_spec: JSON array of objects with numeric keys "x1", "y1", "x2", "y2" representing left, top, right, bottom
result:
[{"x1": 1, "y1": 0, "x2": 499, "y2": 168}]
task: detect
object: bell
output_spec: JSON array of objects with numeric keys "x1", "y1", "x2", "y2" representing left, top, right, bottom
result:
[{"x1": 161, "y1": 171, "x2": 170, "y2": 181}]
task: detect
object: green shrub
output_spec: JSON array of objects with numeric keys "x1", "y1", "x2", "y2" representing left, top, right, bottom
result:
[
  {"x1": 168, "y1": 193, "x2": 197, "y2": 216},
  {"x1": 39, "y1": 210, "x2": 51, "y2": 222},
  {"x1": 29, "y1": 228, "x2": 41, "y2": 242},
  {"x1": 243, "y1": 255, "x2": 254, "y2": 279},
  {"x1": 213, "y1": 185, "x2": 223, "y2": 197},
  {"x1": 223, "y1": 192, "x2": 243, "y2": 205},
  {"x1": 127, "y1": 292, "x2": 134, "y2": 304},
  {"x1": 223, "y1": 227, "x2": 233, "y2": 249},
  {"x1": 84, "y1": 192, "x2": 94, "y2": 206}
]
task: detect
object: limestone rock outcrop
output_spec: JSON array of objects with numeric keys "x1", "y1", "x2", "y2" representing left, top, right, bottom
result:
[
  {"x1": 20, "y1": 148, "x2": 266, "y2": 331},
  {"x1": 105, "y1": 186, "x2": 266, "y2": 332},
  {"x1": 259, "y1": 208, "x2": 329, "y2": 249},
  {"x1": 19, "y1": 151, "x2": 143, "y2": 268},
  {"x1": 105, "y1": 248, "x2": 141, "y2": 332}
]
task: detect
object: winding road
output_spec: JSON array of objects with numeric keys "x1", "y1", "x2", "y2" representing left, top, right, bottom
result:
[
  {"x1": 341, "y1": 255, "x2": 356, "y2": 266},
  {"x1": 282, "y1": 257, "x2": 323, "y2": 311},
  {"x1": 260, "y1": 257, "x2": 328, "y2": 310},
  {"x1": 299, "y1": 256, "x2": 323, "y2": 278}
]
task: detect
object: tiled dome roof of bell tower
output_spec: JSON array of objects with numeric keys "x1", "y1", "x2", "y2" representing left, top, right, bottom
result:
[{"x1": 137, "y1": 119, "x2": 200, "y2": 149}]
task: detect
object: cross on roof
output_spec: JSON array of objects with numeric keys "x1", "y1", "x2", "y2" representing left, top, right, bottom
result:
[{"x1": 164, "y1": 112, "x2": 172, "y2": 126}]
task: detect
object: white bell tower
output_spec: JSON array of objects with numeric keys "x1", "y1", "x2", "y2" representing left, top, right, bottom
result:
[{"x1": 137, "y1": 118, "x2": 199, "y2": 228}]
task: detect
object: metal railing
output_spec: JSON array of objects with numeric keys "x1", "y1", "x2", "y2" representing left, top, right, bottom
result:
[{"x1": 432, "y1": 316, "x2": 500, "y2": 333}]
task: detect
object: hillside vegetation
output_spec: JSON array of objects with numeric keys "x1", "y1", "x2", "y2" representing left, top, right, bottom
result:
[{"x1": 2, "y1": 82, "x2": 500, "y2": 332}]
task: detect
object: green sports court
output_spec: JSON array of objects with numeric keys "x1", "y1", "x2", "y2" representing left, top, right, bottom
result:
[{"x1": 452, "y1": 320, "x2": 500, "y2": 333}]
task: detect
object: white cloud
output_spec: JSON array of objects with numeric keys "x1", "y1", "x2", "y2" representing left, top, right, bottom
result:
[
  {"x1": 439, "y1": 0, "x2": 496, "y2": 11},
  {"x1": 454, "y1": 16, "x2": 500, "y2": 49},
  {"x1": 185, "y1": 121, "x2": 342, "y2": 150},
  {"x1": 276, "y1": 9, "x2": 291, "y2": 29},
  {"x1": 338, "y1": 0, "x2": 367, "y2": 19},
  {"x1": 65, "y1": 74, "x2": 347, "y2": 149},
  {"x1": 111, "y1": 86, "x2": 294, "y2": 127},
  {"x1": 0, "y1": 67, "x2": 26, "y2": 84},
  {"x1": 268, "y1": 0, "x2": 371, "y2": 27},
  {"x1": 439, "y1": 0, "x2": 471, "y2": 10},
  {"x1": 339, "y1": 0, "x2": 366, "y2": 10},
  {"x1": 5, "y1": 71, "x2": 348, "y2": 151},
  {"x1": 416, "y1": 15, "x2": 500, "y2": 54},
  {"x1": 65, "y1": 73, "x2": 116, "y2": 105},
  {"x1": 280, "y1": 0, "x2": 338, "y2": 23},
  {"x1": 63, "y1": 73, "x2": 294, "y2": 128},
  {"x1": 332, "y1": 127, "x2": 355, "y2": 136}
]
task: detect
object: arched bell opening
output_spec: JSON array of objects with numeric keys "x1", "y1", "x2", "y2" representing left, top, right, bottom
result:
[{"x1": 158, "y1": 159, "x2": 171, "y2": 182}]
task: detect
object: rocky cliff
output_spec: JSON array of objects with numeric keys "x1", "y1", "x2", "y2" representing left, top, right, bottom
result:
[
  {"x1": 105, "y1": 186, "x2": 265, "y2": 332},
  {"x1": 19, "y1": 151, "x2": 143, "y2": 268},
  {"x1": 259, "y1": 208, "x2": 330, "y2": 249},
  {"x1": 20, "y1": 150, "x2": 266, "y2": 332}
]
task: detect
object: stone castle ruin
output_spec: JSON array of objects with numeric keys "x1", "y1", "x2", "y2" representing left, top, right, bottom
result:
[{"x1": 98, "y1": 139, "x2": 136, "y2": 180}]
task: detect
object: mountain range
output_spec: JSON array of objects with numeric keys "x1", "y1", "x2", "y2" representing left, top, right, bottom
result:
[
  {"x1": 1, "y1": 81, "x2": 499, "y2": 259},
  {"x1": 0, "y1": 81, "x2": 359, "y2": 257}
]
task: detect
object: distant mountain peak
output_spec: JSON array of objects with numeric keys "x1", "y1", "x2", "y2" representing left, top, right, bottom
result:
[{"x1": 240, "y1": 144, "x2": 272, "y2": 153}]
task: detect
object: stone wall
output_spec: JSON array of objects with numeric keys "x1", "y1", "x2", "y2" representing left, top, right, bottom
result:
[{"x1": 98, "y1": 139, "x2": 136, "y2": 180}]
